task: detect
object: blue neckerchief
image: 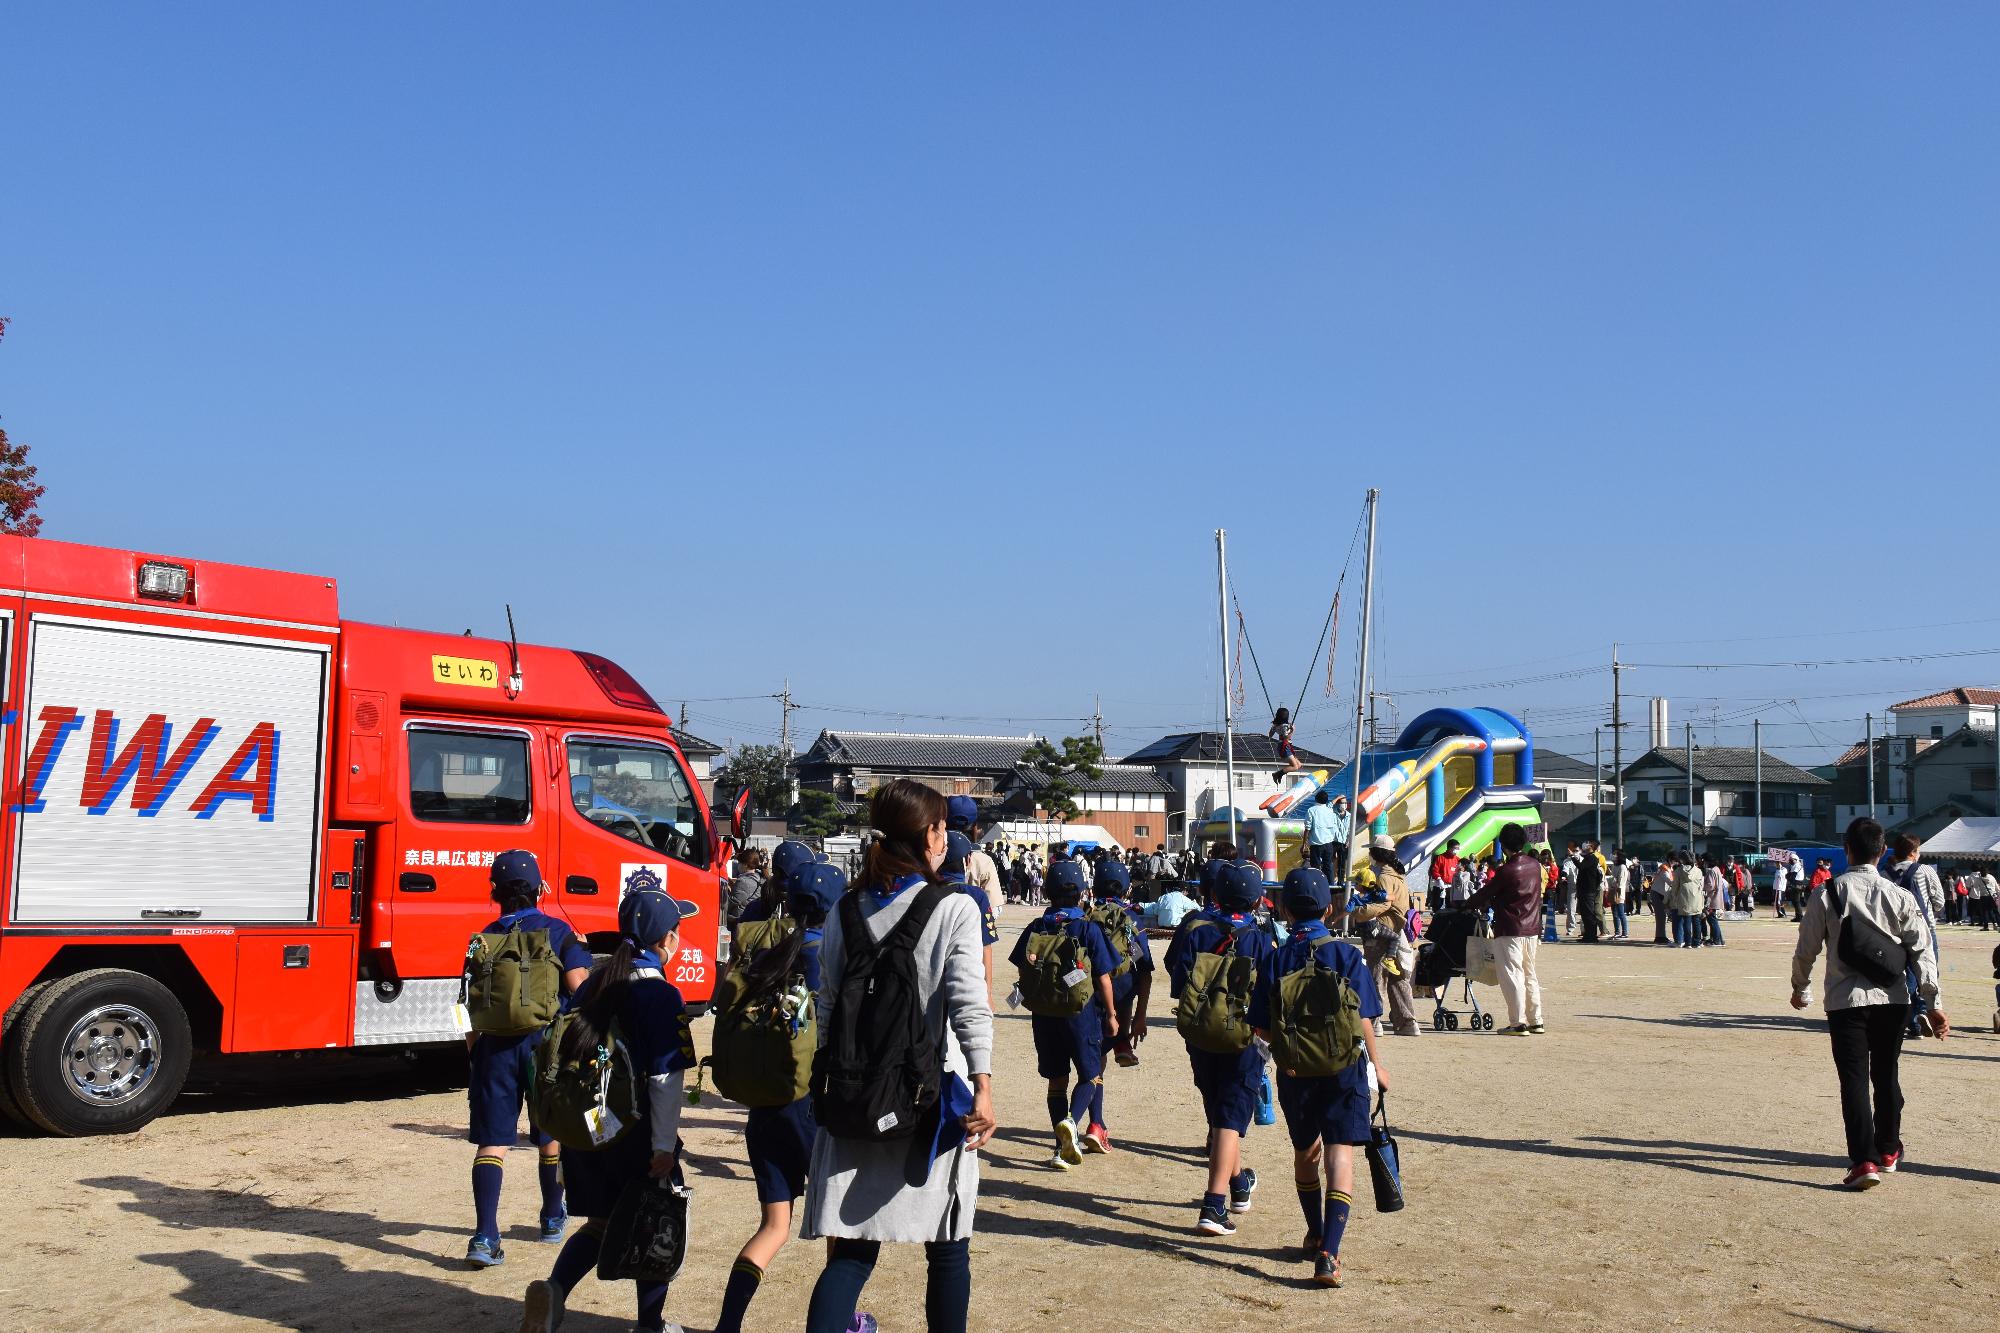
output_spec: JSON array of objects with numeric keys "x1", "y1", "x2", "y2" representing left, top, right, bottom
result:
[
  {"x1": 632, "y1": 948, "x2": 664, "y2": 970},
  {"x1": 804, "y1": 927, "x2": 823, "y2": 948},
  {"x1": 1291, "y1": 920, "x2": 1330, "y2": 944},
  {"x1": 1049, "y1": 905, "x2": 1084, "y2": 922},
  {"x1": 874, "y1": 872, "x2": 927, "y2": 903}
]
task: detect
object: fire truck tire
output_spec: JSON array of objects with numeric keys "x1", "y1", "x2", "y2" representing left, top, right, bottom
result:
[
  {"x1": 0, "y1": 981, "x2": 53, "y2": 1129},
  {"x1": 8, "y1": 970, "x2": 193, "y2": 1137}
]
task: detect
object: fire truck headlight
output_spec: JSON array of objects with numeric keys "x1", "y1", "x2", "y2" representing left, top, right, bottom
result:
[{"x1": 137, "y1": 561, "x2": 192, "y2": 601}]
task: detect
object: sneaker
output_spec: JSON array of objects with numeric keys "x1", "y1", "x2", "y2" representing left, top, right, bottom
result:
[
  {"x1": 1081, "y1": 1123, "x2": 1112, "y2": 1155},
  {"x1": 1527, "y1": 1024, "x2": 1547, "y2": 1035},
  {"x1": 1054, "y1": 1117, "x2": 1084, "y2": 1166},
  {"x1": 1880, "y1": 1145, "x2": 1903, "y2": 1174},
  {"x1": 1302, "y1": 1232, "x2": 1323, "y2": 1259},
  {"x1": 1313, "y1": 1252, "x2": 1343, "y2": 1287},
  {"x1": 465, "y1": 1234, "x2": 505, "y2": 1269},
  {"x1": 1843, "y1": 1162, "x2": 1882, "y2": 1191},
  {"x1": 1047, "y1": 1150, "x2": 1072, "y2": 1172},
  {"x1": 1230, "y1": 1168, "x2": 1259, "y2": 1213},
  {"x1": 848, "y1": 1318, "x2": 880, "y2": 1333},
  {"x1": 1114, "y1": 1043, "x2": 1140, "y2": 1068},
  {"x1": 1499, "y1": 1024, "x2": 1529, "y2": 1036},
  {"x1": 538, "y1": 1212, "x2": 568, "y2": 1243},
  {"x1": 1196, "y1": 1203, "x2": 1236, "y2": 1236},
  {"x1": 520, "y1": 1278, "x2": 563, "y2": 1332}
]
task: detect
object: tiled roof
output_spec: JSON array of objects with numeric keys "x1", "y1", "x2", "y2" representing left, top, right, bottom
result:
[
  {"x1": 1120, "y1": 731, "x2": 1342, "y2": 768},
  {"x1": 1909, "y1": 725, "x2": 1995, "y2": 764},
  {"x1": 795, "y1": 730, "x2": 1039, "y2": 773},
  {"x1": 1622, "y1": 746, "x2": 1827, "y2": 787},
  {"x1": 1003, "y1": 764, "x2": 1177, "y2": 796},
  {"x1": 1835, "y1": 737, "x2": 1938, "y2": 767},
  {"x1": 1536, "y1": 750, "x2": 1610, "y2": 783},
  {"x1": 670, "y1": 727, "x2": 723, "y2": 758},
  {"x1": 1891, "y1": 686, "x2": 2000, "y2": 711}
]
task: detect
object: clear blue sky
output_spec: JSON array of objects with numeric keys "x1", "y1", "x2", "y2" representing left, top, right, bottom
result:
[{"x1": 4, "y1": 5, "x2": 1995, "y2": 767}]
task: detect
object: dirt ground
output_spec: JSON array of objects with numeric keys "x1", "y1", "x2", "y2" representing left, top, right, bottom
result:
[{"x1": 3, "y1": 913, "x2": 1997, "y2": 1332}]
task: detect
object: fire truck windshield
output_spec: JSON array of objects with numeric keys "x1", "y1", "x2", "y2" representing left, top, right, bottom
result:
[{"x1": 567, "y1": 738, "x2": 708, "y2": 866}]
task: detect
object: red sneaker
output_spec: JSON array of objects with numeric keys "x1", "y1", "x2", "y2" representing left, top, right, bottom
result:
[
  {"x1": 1880, "y1": 1146, "x2": 1902, "y2": 1174},
  {"x1": 1843, "y1": 1162, "x2": 1882, "y2": 1191},
  {"x1": 1081, "y1": 1123, "x2": 1112, "y2": 1155}
]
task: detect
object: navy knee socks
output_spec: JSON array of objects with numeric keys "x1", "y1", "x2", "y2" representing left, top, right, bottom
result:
[{"x1": 471, "y1": 1155, "x2": 504, "y2": 1240}]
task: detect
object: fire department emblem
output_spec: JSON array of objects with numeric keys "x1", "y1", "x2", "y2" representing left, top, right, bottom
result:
[{"x1": 623, "y1": 865, "x2": 664, "y2": 896}]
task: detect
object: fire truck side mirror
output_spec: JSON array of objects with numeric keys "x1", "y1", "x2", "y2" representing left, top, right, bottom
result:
[{"x1": 730, "y1": 787, "x2": 751, "y2": 841}]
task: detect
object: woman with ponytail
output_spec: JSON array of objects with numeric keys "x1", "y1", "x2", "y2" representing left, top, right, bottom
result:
[
  {"x1": 801, "y1": 778, "x2": 996, "y2": 1333},
  {"x1": 520, "y1": 888, "x2": 700, "y2": 1333}
]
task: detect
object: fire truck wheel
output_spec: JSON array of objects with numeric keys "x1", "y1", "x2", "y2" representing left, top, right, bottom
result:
[
  {"x1": 8, "y1": 970, "x2": 193, "y2": 1137},
  {"x1": 0, "y1": 980, "x2": 52, "y2": 1129}
]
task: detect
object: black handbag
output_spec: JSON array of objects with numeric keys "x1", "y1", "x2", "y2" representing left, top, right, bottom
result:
[
  {"x1": 1366, "y1": 1093, "x2": 1405, "y2": 1213},
  {"x1": 1830, "y1": 880, "x2": 1907, "y2": 990},
  {"x1": 597, "y1": 1177, "x2": 692, "y2": 1285}
]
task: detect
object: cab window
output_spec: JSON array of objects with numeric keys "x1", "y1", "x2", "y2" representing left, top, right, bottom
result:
[
  {"x1": 567, "y1": 739, "x2": 707, "y2": 867},
  {"x1": 409, "y1": 728, "x2": 532, "y2": 824}
]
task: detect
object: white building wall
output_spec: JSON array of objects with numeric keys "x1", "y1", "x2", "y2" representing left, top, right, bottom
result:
[{"x1": 1893, "y1": 704, "x2": 1996, "y2": 738}]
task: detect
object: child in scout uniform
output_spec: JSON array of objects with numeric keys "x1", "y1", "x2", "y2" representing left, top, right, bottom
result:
[
  {"x1": 737, "y1": 840, "x2": 824, "y2": 924},
  {"x1": 463, "y1": 850, "x2": 595, "y2": 1269},
  {"x1": 1164, "y1": 859, "x2": 1278, "y2": 1236},
  {"x1": 1249, "y1": 867, "x2": 1387, "y2": 1289},
  {"x1": 713, "y1": 862, "x2": 852, "y2": 1333},
  {"x1": 520, "y1": 887, "x2": 700, "y2": 1333},
  {"x1": 941, "y1": 829, "x2": 1003, "y2": 989},
  {"x1": 1091, "y1": 858, "x2": 1154, "y2": 1109},
  {"x1": 1007, "y1": 858, "x2": 1121, "y2": 1168}
]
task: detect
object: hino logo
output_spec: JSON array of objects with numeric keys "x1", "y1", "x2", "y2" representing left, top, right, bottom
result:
[{"x1": 8, "y1": 706, "x2": 282, "y2": 820}]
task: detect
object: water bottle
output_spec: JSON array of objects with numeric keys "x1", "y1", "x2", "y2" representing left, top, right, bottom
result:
[{"x1": 1255, "y1": 1068, "x2": 1277, "y2": 1126}]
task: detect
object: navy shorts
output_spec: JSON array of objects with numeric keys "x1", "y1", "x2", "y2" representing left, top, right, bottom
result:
[
  {"x1": 744, "y1": 1098, "x2": 817, "y2": 1204},
  {"x1": 1187, "y1": 1045, "x2": 1262, "y2": 1134},
  {"x1": 1032, "y1": 1012, "x2": 1106, "y2": 1083},
  {"x1": 467, "y1": 1034, "x2": 550, "y2": 1148},
  {"x1": 1276, "y1": 1071, "x2": 1370, "y2": 1149}
]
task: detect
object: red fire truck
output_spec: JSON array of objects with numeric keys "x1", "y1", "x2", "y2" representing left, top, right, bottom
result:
[{"x1": 0, "y1": 535, "x2": 738, "y2": 1135}]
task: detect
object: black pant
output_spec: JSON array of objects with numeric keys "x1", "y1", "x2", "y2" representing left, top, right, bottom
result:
[{"x1": 1827, "y1": 1003, "x2": 1907, "y2": 1168}]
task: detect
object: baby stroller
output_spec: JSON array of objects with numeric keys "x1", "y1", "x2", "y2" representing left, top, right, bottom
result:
[{"x1": 1413, "y1": 909, "x2": 1494, "y2": 1032}]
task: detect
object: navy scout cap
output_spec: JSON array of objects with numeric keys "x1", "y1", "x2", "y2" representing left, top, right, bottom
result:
[
  {"x1": 1046, "y1": 859, "x2": 1090, "y2": 902},
  {"x1": 946, "y1": 795, "x2": 980, "y2": 831},
  {"x1": 619, "y1": 887, "x2": 699, "y2": 943},
  {"x1": 1217, "y1": 860, "x2": 1264, "y2": 908},
  {"x1": 1094, "y1": 860, "x2": 1130, "y2": 895},
  {"x1": 771, "y1": 840, "x2": 821, "y2": 887},
  {"x1": 1282, "y1": 867, "x2": 1332, "y2": 915},
  {"x1": 788, "y1": 862, "x2": 849, "y2": 916},
  {"x1": 490, "y1": 850, "x2": 541, "y2": 896}
]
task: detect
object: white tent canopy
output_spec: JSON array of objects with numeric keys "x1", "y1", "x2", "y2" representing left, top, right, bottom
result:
[
  {"x1": 980, "y1": 820, "x2": 1124, "y2": 853},
  {"x1": 1920, "y1": 817, "x2": 2000, "y2": 861}
]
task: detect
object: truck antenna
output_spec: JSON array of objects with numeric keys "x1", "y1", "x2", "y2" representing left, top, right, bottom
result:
[{"x1": 504, "y1": 604, "x2": 524, "y2": 698}]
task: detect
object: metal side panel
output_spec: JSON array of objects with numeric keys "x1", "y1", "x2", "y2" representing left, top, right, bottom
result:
[{"x1": 352, "y1": 977, "x2": 461, "y2": 1046}]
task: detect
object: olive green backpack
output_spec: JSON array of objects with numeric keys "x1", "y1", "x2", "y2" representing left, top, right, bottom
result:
[
  {"x1": 463, "y1": 924, "x2": 563, "y2": 1036},
  {"x1": 530, "y1": 1005, "x2": 643, "y2": 1151},
  {"x1": 707, "y1": 917, "x2": 817, "y2": 1107},
  {"x1": 1175, "y1": 929, "x2": 1259, "y2": 1054},
  {"x1": 1017, "y1": 922, "x2": 1093, "y2": 1017},
  {"x1": 1269, "y1": 955, "x2": 1364, "y2": 1078},
  {"x1": 1085, "y1": 901, "x2": 1138, "y2": 978}
]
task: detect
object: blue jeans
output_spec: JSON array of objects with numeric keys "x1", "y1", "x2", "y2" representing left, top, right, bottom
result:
[
  {"x1": 807, "y1": 1238, "x2": 969, "y2": 1333},
  {"x1": 1704, "y1": 913, "x2": 1724, "y2": 945},
  {"x1": 1672, "y1": 914, "x2": 1694, "y2": 947},
  {"x1": 1610, "y1": 902, "x2": 1629, "y2": 936}
]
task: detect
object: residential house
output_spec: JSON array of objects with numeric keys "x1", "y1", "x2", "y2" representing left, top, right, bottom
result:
[
  {"x1": 1120, "y1": 731, "x2": 1343, "y2": 850},
  {"x1": 1619, "y1": 745, "x2": 1829, "y2": 853},
  {"x1": 1896, "y1": 724, "x2": 1998, "y2": 841},
  {"x1": 992, "y1": 763, "x2": 1177, "y2": 851},
  {"x1": 1890, "y1": 686, "x2": 2000, "y2": 740},
  {"x1": 792, "y1": 730, "x2": 1039, "y2": 802},
  {"x1": 1830, "y1": 736, "x2": 1930, "y2": 830},
  {"x1": 670, "y1": 727, "x2": 724, "y2": 802}
]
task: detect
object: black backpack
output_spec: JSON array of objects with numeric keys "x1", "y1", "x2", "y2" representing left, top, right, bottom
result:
[{"x1": 811, "y1": 881, "x2": 953, "y2": 1142}]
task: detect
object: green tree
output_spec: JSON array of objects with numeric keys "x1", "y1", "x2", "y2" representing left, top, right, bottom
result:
[
  {"x1": 1022, "y1": 734, "x2": 1105, "y2": 823},
  {"x1": 716, "y1": 743, "x2": 792, "y2": 814},
  {"x1": 0, "y1": 317, "x2": 45, "y2": 537},
  {"x1": 794, "y1": 788, "x2": 845, "y2": 839}
]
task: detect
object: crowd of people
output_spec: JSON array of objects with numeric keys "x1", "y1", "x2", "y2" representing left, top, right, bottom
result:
[{"x1": 448, "y1": 788, "x2": 1990, "y2": 1332}]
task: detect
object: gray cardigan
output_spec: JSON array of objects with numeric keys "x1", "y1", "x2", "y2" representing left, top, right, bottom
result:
[
  {"x1": 1791, "y1": 865, "x2": 1939, "y2": 1011},
  {"x1": 802, "y1": 885, "x2": 993, "y2": 1243}
]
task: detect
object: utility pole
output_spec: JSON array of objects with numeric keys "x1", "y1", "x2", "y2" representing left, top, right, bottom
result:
[
  {"x1": 1217, "y1": 530, "x2": 1237, "y2": 848},
  {"x1": 779, "y1": 679, "x2": 798, "y2": 806},
  {"x1": 1865, "y1": 711, "x2": 1876, "y2": 823},
  {"x1": 1366, "y1": 691, "x2": 1394, "y2": 747},
  {"x1": 1685, "y1": 722, "x2": 1696, "y2": 856},
  {"x1": 1346, "y1": 489, "x2": 1380, "y2": 885},
  {"x1": 1611, "y1": 643, "x2": 1624, "y2": 853},
  {"x1": 1754, "y1": 718, "x2": 1764, "y2": 856},
  {"x1": 1092, "y1": 695, "x2": 1105, "y2": 753},
  {"x1": 1594, "y1": 726, "x2": 1603, "y2": 846}
]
